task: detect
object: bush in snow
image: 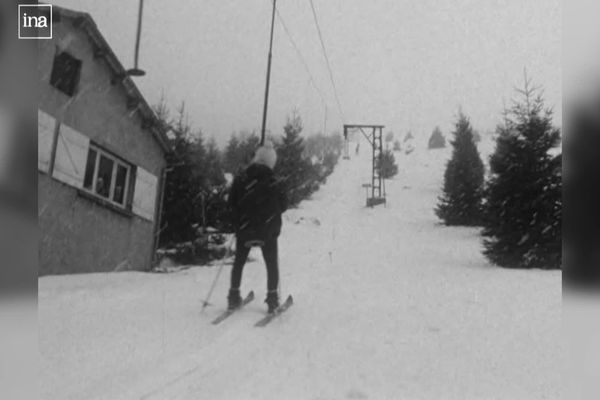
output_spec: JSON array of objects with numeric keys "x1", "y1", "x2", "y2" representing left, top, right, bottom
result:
[
  {"x1": 436, "y1": 112, "x2": 485, "y2": 226},
  {"x1": 377, "y1": 149, "x2": 399, "y2": 179},
  {"x1": 482, "y1": 78, "x2": 561, "y2": 269},
  {"x1": 403, "y1": 131, "x2": 416, "y2": 154},
  {"x1": 428, "y1": 126, "x2": 446, "y2": 149},
  {"x1": 393, "y1": 140, "x2": 401, "y2": 151}
]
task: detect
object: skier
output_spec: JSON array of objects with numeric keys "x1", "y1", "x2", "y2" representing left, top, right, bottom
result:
[{"x1": 227, "y1": 140, "x2": 288, "y2": 313}]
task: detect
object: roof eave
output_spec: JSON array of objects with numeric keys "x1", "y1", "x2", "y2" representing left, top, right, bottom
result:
[{"x1": 52, "y1": 5, "x2": 172, "y2": 155}]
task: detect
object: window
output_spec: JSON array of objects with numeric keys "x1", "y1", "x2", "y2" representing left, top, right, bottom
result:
[
  {"x1": 50, "y1": 51, "x2": 82, "y2": 96},
  {"x1": 83, "y1": 145, "x2": 132, "y2": 208}
]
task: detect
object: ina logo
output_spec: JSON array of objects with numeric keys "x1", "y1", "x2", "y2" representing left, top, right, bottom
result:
[{"x1": 18, "y1": 4, "x2": 52, "y2": 39}]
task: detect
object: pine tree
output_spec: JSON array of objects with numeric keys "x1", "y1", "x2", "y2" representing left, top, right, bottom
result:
[
  {"x1": 378, "y1": 149, "x2": 399, "y2": 179},
  {"x1": 237, "y1": 133, "x2": 260, "y2": 167},
  {"x1": 274, "y1": 112, "x2": 313, "y2": 207},
  {"x1": 223, "y1": 134, "x2": 240, "y2": 173},
  {"x1": 436, "y1": 112, "x2": 484, "y2": 226},
  {"x1": 204, "y1": 137, "x2": 225, "y2": 187},
  {"x1": 482, "y1": 77, "x2": 561, "y2": 269},
  {"x1": 428, "y1": 126, "x2": 446, "y2": 149},
  {"x1": 159, "y1": 103, "x2": 207, "y2": 245}
]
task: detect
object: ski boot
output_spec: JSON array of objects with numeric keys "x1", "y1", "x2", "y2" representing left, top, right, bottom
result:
[
  {"x1": 265, "y1": 290, "x2": 280, "y2": 314},
  {"x1": 227, "y1": 288, "x2": 242, "y2": 310}
]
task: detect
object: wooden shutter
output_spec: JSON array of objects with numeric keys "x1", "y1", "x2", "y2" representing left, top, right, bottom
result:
[
  {"x1": 132, "y1": 167, "x2": 158, "y2": 221},
  {"x1": 52, "y1": 123, "x2": 89, "y2": 188},
  {"x1": 38, "y1": 109, "x2": 56, "y2": 173}
]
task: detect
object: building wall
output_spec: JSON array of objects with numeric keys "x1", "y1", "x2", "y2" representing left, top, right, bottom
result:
[{"x1": 38, "y1": 16, "x2": 166, "y2": 275}]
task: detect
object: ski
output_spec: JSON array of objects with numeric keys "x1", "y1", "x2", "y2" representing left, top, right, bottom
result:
[
  {"x1": 254, "y1": 295, "x2": 294, "y2": 327},
  {"x1": 211, "y1": 291, "x2": 255, "y2": 325}
]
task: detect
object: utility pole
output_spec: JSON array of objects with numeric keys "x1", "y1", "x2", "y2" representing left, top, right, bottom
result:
[
  {"x1": 127, "y1": 0, "x2": 146, "y2": 77},
  {"x1": 260, "y1": 0, "x2": 277, "y2": 146}
]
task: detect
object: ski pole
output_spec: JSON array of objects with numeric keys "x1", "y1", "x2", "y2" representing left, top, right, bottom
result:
[{"x1": 201, "y1": 236, "x2": 234, "y2": 310}]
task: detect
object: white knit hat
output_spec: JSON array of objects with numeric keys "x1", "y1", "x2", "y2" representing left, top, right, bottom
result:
[{"x1": 252, "y1": 140, "x2": 277, "y2": 169}]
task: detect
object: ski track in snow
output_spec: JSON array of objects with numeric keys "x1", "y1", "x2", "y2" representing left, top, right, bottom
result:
[{"x1": 39, "y1": 137, "x2": 561, "y2": 400}]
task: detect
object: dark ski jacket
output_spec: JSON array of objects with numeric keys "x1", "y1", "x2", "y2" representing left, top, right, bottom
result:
[{"x1": 229, "y1": 164, "x2": 288, "y2": 241}]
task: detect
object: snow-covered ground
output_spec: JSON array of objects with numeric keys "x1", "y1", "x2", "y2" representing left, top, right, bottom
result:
[{"x1": 39, "y1": 135, "x2": 561, "y2": 400}]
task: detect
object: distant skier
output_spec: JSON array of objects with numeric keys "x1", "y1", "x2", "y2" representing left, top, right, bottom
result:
[{"x1": 227, "y1": 140, "x2": 288, "y2": 313}]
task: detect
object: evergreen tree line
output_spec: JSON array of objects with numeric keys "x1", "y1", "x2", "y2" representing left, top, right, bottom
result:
[
  {"x1": 427, "y1": 126, "x2": 480, "y2": 150},
  {"x1": 436, "y1": 78, "x2": 561, "y2": 270},
  {"x1": 155, "y1": 104, "x2": 343, "y2": 259},
  {"x1": 273, "y1": 112, "x2": 342, "y2": 207},
  {"x1": 154, "y1": 102, "x2": 228, "y2": 251}
]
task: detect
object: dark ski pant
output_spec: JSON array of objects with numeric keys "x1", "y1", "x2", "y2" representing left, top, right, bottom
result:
[{"x1": 230, "y1": 236, "x2": 279, "y2": 292}]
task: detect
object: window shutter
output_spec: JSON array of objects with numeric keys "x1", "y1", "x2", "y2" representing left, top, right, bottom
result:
[
  {"x1": 126, "y1": 167, "x2": 137, "y2": 210},
  {"x1": 52, "y1": 123, "x2": 89, "y2": 188},
  {"x1": 132, "y1": 167, "x2": 158, "y2": 222},
  {"x1": 38, "y1": 109, "x2": 56, "y2": 173}
]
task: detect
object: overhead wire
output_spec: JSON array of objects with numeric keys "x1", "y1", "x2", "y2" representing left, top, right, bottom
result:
[
  {"x1": 274, "y1": 7, "x2": 327, "y2": 107},
  {"x1": 307, "y1": 0, "x2": 346, "y2": 123}
]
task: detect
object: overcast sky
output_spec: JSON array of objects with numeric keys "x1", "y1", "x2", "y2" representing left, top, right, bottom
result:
[{"x1": 52, "y1": 0, "x2": 561, "y2": 147}]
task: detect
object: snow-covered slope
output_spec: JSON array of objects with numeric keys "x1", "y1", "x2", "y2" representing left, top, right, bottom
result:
[{"x1": 39, "y1": 136, "x2": 561, "y2": 400}]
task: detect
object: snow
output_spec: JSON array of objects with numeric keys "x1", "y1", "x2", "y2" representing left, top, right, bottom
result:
[{"x1": 39, "y1": 136, "x2": 561, "y2": 400}]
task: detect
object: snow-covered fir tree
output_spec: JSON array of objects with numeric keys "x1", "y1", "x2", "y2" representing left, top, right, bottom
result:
[
  {"x1": 482, "y1": 78, "x2": 561, "y2": 269},
  {"x1": 428, "y1": 126, "x2": 446, "y2": 149},
  {"x1": 274, "y1": 112, "x2": 314, "y2": 207},
  {"x1": 436, "y1": 112, "x2": 484, "y2": 226},
  {"x1": 157, "y1": 103, "x2": 208, "y2": 245}
]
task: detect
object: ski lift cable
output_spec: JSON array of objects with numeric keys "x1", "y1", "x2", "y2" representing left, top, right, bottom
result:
[
  {"x1": 307, "y1": 0, "x2": 346, "y2": 124},
  {"x1": 274, "y1": 7, "x2": 328, "y2": 108}
]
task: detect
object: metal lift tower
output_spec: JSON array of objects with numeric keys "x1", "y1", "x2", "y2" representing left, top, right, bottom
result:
[{"x1": 343, "y1": 124, "x2": 386, "y2": 207}]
